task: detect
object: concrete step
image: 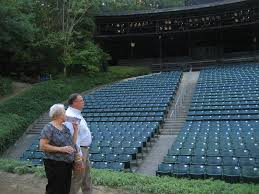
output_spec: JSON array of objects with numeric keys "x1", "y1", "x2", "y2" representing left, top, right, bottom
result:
[
  {"x1": 28, "y1": 128, "x2": 42, "y2": 132},
  {"x1": 166, "y1": 114, "x2": 188, "y2": 118},
  {"x1": 163, "y1": 123, "x2": 185, "y2": 127},
  {"x1": 163, "y1": 128, "x2": 184, "y2": 131},
  {"x1": 161, "y1": 129, "x2": 182, "y2": 132},
  {"x1": 170, "y1": 116, "x2": 188, "y2": 118},
  {"x1": 33, "y1": 124, "x2": 46, "y2": 128},
  {"x1": 163, "y1": 122, "x2": 185, "y2": 125},
  {"x1": 160, "y1": 129, "x2": 182, "y2": 133},
  {"x1": 164, "y1": 120, "x2": 187, "y2": 123},
  {"x1": 164, "y1": 119, "x2": 186, "y2": 122},
  {"x1": 163, "y1": 125, "x2": 184, "y2": 128},
  {"x1": 163, "y1": 121, "x2": 186, "y2": 124},
  {"x1": 35, "y1": 123, "x2": 48, "y2": 126},
  {"x1": 136, "y1": 135, "x2": 177, "y2": 176},
  {"x1": 168, "y1": 110, "x2": 188, "y2": 113},
  {"x1": 163, "y1": 124, "x2": 185, "y2": 127},
  {"x1": 168, "y1": 116, "x2": 187, "y2": 119},
  {"x1": 32, "y1": 127, "x2": 43, "y2": 130},
  {"x1": 28, "y1": 129, "x2": 42, "y2": 132},
  {"x1": 38, "y1": 120, "x2": 50, "y2": 122},
  {"x1": 165, "y1": 118, "x2": 187, "y2": 121},
  {"x1": 168, "y1": 113, "x2": 188, "y2": 116},
  {"x1": 164, "y1": 120, "x2": 185, "y2": 123},
  {"x1": 36, "y1": 122, "x2": 46, "y2": 125},
  {"x1": 36, "y1": 119, "x2": 49, "y2": 123},
  {"x1": 169, "y1": 113, "x2": 188, "y2": 116},
  {"x1": 166, "y1": 116, "x2": 187, "y2": 119},
  {"x1": 163, "y1": 122, "x2": 185, "y2": 124},
  {"x1": 28, "y1": 129, "x2": 41, "y2": 132},
  {"x1": 160, "y1": 132, "x2": 180, "y2": 135},
  {"x1": 26, "y1": 130, "x2": 41, "y2": 134}
]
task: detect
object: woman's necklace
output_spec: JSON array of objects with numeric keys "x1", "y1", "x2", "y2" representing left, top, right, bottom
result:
[{"x1": 51, "y1": 121, "x2": 63, "y2": 131}]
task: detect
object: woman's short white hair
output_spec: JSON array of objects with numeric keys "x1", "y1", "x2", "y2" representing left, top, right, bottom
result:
[{"x1": 49, "y1": 104, "x2": 65, "y2": 120}]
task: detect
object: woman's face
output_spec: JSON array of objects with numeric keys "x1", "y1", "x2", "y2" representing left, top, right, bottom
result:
[
  {"x1": 54, "y1": 109, "x2": 66, "y2": 122},
  {"x1": 60, "y1": 109, "x2": 66, "y2": 122}
]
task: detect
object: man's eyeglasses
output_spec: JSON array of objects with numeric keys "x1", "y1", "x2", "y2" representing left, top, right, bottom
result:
[{"x1": 74, "y1": 99, "x2": 84, "y2": 102}]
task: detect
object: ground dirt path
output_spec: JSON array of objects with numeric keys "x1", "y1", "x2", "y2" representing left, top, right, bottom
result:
[
  {"x1": 0, "y1": 171, "x2": 146, "y2": 194},
  {"x1": 0, "y1": 82, "x2": 32, "y2": 103}
]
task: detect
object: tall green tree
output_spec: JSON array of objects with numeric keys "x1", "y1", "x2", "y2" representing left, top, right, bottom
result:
[
  {"x1": 0, "y1": 0, "x2": 185, "y2": 77},
  {"x1": 0, "y1": 1, "x2": 37, "y2": 64},
  {"x1": 32, "y1": 0, "x2": 108, "y2": 75}
]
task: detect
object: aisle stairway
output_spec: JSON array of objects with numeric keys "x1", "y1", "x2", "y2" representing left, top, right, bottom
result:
[
  {"x1": 162, "y1": 72, "x2": 200, "y2": 135},
  {"x1": 136, "y1": 71, "x2": 200, "y2": 176}
]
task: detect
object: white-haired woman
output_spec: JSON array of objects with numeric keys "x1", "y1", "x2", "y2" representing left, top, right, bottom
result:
[{"x1": 40, "y1": 104, "x2": 78, "y2": 194}]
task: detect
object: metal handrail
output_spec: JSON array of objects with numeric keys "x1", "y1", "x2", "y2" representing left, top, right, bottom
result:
[
  {"x1": 169, "y1": 84, "x2": 187, "y2": 119},
  {"x1": 169, "y1": 71, "x2": 192, "y2": 119}
]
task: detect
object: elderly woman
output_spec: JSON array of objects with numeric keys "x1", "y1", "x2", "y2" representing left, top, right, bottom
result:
[{"x1": 40, "y1": 104, "x2": 78, "y2": 194}]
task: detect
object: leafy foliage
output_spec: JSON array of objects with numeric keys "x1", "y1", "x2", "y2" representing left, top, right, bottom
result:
[
  {"x1": 71, "y1": 41, "x2": 111, "y2": 74},
  {"x1": 0, "y1": 0, "x2": 189, "y2": 75},
  {"x1": 0, "y1": 159, "x2": 258, "y2": 194},
  {"x1": 0, "y1": 0, "x2": 186, "y2": 75},
  {"x1": 0, "y1": 159, "x2": 43, "y2": 176},
  {"x1": 0, "y1": 1, "x2": 37, "y2": 63},
  {"x1": 0, "y1": 0, "x2": 107, "y2": 75},
  {"x1": 92, "y1": 169, "x2": 259, "y2": 194},
  {"x1": 0, "y1": 77, "x2": 12, "y2": 96}
]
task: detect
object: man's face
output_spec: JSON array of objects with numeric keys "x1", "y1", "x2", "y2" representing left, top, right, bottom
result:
[{"x1": 73, "y1": 95, "x2": 85, "y2": 110}]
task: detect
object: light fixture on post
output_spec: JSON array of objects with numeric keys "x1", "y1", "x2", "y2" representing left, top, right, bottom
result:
[
  {"x1": 130, "y1": 42, "x2": 135, "y2": 58},
  {"x1": 158, "y1": 35, "x2": 162, "y2": 70},
  {"x1": 253, "y1": 36, "x2": 257, "y2": 60}
]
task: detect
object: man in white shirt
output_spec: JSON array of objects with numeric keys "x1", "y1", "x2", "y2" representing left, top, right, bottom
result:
[{"x1": 66, "y1": 93, "x2": 92, "y2": 194}]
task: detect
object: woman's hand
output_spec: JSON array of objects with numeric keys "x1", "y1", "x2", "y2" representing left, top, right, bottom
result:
[
  {"x1": 60, "y1": 146, "x2": 75, "y2": 154},
  {"x1": 40, "y1": 139, "x2": 75, "y2": 154}
]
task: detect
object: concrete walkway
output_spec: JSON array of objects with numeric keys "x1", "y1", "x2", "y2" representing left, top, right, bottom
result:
[
  {"x1": 136, "y1": 135, "x2": 177, "y2": 176},
  {"x1": 0, "y1": 82, "x2": 32, "y2": 103}
]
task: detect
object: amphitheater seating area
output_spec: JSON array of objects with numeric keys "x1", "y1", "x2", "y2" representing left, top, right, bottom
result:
[
  {"x1": 20, "y1": 71, "x2": 182, "y2": 171},
  {"x1": 157, "y1": 64, "x2": 259, "y2": 182}
]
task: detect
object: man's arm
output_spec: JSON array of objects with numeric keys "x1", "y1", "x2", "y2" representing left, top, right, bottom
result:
[{"x1": 72, "y1": 123, "x2": 79, "y2": 145}]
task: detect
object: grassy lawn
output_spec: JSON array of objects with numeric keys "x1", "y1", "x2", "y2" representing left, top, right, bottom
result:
[
  {"x1": 0, "y1": 159, "x2": 258, "y2": 194},
  {"x1": 109, "y1": 66, "x2": 151, "y2": 76},
  {"x1": 0, "y1": 66, "x2": 151, "y2": 154}
]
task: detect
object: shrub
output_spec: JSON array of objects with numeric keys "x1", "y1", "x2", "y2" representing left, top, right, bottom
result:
[
  {"x1": 0, "y1": 159, "x2": 258, "y2": 194},
  {"x1": 0, "y1": 77, "x2": 12, "y2": 96}
]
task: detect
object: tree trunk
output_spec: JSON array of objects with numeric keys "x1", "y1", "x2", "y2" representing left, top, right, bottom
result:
[{"x1": 63, "y1": 65, "x2": 67, "y2": 76}]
